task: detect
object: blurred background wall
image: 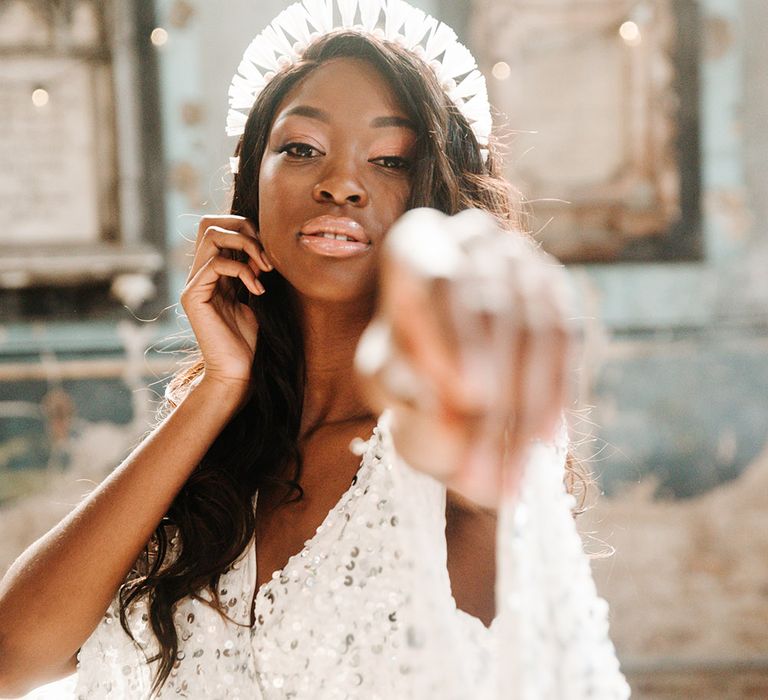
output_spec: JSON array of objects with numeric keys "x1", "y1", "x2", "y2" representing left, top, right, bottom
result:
[{"x1": 0, "y1": 1, "x2": 766, "y2": 698}]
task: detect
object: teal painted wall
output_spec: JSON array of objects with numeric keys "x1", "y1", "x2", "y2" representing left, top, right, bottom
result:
[{"x1": 0, "y1": 0, "x2": 765, "y2": 502}]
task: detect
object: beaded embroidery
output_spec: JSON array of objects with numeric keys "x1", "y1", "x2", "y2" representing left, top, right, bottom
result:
[{"x1": 75, "y1": 413, "x2": 629, "y2": 699}]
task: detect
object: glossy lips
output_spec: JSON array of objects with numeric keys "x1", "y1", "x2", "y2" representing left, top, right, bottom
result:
[{"x1": 298, "y1": 215, "x2": 371, "y2": 257}]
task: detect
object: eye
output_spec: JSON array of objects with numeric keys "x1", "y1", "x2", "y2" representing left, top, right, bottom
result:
[
  {"x1": 371, "y1": 156, "x2": 411, "y2": 171},
  {"x1": 279, "y1": 142, "x2": 321, "y2": 158}
]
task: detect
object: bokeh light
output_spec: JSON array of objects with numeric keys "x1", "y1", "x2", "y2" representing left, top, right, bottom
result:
[
  {"x1": 492, "y1": 61, "x2": 511, "y2": 80},
  {"x1": 150, "y1": 27, "x2": 169, "y2": 47},
  {"x1": 619, "y1": 20, "x2": 642, "y2": 46},
  {"x1": 31, "y1": 88, "x2": 49, "y2": 107}
]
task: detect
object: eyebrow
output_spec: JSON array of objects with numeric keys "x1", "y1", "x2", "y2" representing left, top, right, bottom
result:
[{"x1": 282, "y1": 105, "x2": 416, "y2": 131}]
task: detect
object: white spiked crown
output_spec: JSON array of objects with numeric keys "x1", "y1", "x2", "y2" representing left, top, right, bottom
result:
[{"x1": 226, "y1": 0, "x2": 493, "y2": 174}]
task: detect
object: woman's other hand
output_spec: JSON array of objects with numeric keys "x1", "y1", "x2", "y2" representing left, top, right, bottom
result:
[
  {"x1": 355, "y1": 208, "x2": 575, "y2": 508},
  {"x1": 180, "y1": 215, "x2": 272, "y2": 400}
]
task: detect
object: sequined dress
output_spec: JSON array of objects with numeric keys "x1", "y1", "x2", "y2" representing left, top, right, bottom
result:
[{"x1": 74, "y1": 412, "x2": 630, "y2": 699}]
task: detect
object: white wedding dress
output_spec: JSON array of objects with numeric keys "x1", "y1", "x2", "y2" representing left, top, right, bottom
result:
[{"x1": 74, "y1": 412, "x2": 630, "y2": 699}]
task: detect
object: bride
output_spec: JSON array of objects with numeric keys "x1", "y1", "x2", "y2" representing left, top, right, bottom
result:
[{"x1": 0, "y1": 2, "x2": 629, "y2": 698}]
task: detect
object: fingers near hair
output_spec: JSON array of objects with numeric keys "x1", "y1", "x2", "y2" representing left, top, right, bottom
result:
[
  {"x1": 182, "y1": 254, "x2": 265, "y2": 306},
  {"x1": 188, "y1": 217, "x2": 272, "y2": 283},
  {"x1": 195, "y1": 214, "x2": 253, "y2": 244}
]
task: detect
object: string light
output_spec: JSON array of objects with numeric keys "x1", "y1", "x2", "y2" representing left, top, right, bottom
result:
[
  {"x1": 492, "y1": 61, "x2": 511, "y2": 80},
  {"x1": 619, "y1": 20, "x2": 641, "y2": 46},
  {"x1": 31, "y1": 88, "x2": 49, "y2": 107},
  {"x1": 150, "y1": 27, "x2": 169, "y2": 46}
]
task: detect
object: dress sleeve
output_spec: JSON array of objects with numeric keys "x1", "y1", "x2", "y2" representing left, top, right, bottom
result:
[
  {"x1": 490, "y1": 422, "x2": 631, "y2": 699},
  {"x1": 382, "y1": 411, "x2": 631, "y2": 699}
]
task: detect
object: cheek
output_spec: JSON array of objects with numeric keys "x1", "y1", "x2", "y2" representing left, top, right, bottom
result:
[
  {"x1": 258, "y1": 158, "x2": 310, "y2": 221},
  {"x1": 257, "y1": 160, "x2": 292, "y2": 225},
  {"x1": 257, "y1": 158, "x2": 280, "y2": 215},
  {"x1": 378, "y1": 181, "x2": 411, "y2": 228},
  {"x1": 257, "y1": 164, "x2": 286, "y2": 262}
]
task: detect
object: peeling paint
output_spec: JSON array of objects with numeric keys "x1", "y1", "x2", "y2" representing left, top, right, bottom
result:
[
  {"x1": 180, "y1": 100, "x2": 205, "y2": 126},
  {"x1": 704, "y1": 188, "x2": 754, "y2": 242},
  {"x1": 704, "y1": 15, "x2": 734, "y2": 61},
  {"x1": 168, "y1": 160, "x2": 203, "y2": 208},
  {"x1": 168, "y1": 0, "x2": 196, "y2": 29},
  {"x1": 584, "y1": 438, "x2": 768, "y2": 663}
]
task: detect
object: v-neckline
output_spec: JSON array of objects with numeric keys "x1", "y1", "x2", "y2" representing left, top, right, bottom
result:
[{"x1": 249, "y1": 424, "x2": 379, "y2": 620}]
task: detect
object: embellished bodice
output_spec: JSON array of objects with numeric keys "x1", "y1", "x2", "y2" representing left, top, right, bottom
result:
[{"x1": 74, "y1": 413, "x2": 630, "y2": 699}]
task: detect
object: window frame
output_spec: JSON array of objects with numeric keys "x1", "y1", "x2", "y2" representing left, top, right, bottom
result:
[{"x1": 0, "y1": 0, "x2": 167, "y2": 326}]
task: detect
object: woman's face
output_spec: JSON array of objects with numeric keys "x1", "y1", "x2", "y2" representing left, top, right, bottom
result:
[{"x1": 258, "y1": 57, "x2": 417, "y2": 304}]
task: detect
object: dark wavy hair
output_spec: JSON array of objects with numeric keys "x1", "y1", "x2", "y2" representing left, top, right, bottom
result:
[{"x1": 117, "y1": 30, "x2": 582, "y2": 695}]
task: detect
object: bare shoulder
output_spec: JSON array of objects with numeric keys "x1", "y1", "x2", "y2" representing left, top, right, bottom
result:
[{"x1": 445, "y1": 488, "x2": 497, "y2": 627}]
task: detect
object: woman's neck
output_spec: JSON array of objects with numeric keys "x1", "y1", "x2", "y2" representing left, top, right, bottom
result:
[{"x1": 299, "y1": 296, "x2": 377, "y2": 434}]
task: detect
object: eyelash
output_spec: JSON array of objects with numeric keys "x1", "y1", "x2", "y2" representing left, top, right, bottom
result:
[
  {"x1": 279, "y1": 142, "x2": 319, "y2": 159},
  {"x1": 374, "y1": 156, "x2": 411, "y2": 171},
  {"x1": 278, "y1": 142, "x2": 411, "y2": 171}
]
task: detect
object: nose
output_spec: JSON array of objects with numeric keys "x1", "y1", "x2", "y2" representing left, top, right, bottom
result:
[{"x1": 312, "y1": 160, "x2": 368, "y2": 207}]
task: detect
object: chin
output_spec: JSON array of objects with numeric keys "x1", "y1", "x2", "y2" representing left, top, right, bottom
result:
[{"x1": 288, "y1": 273, "x2": 378, "y2": 308}]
